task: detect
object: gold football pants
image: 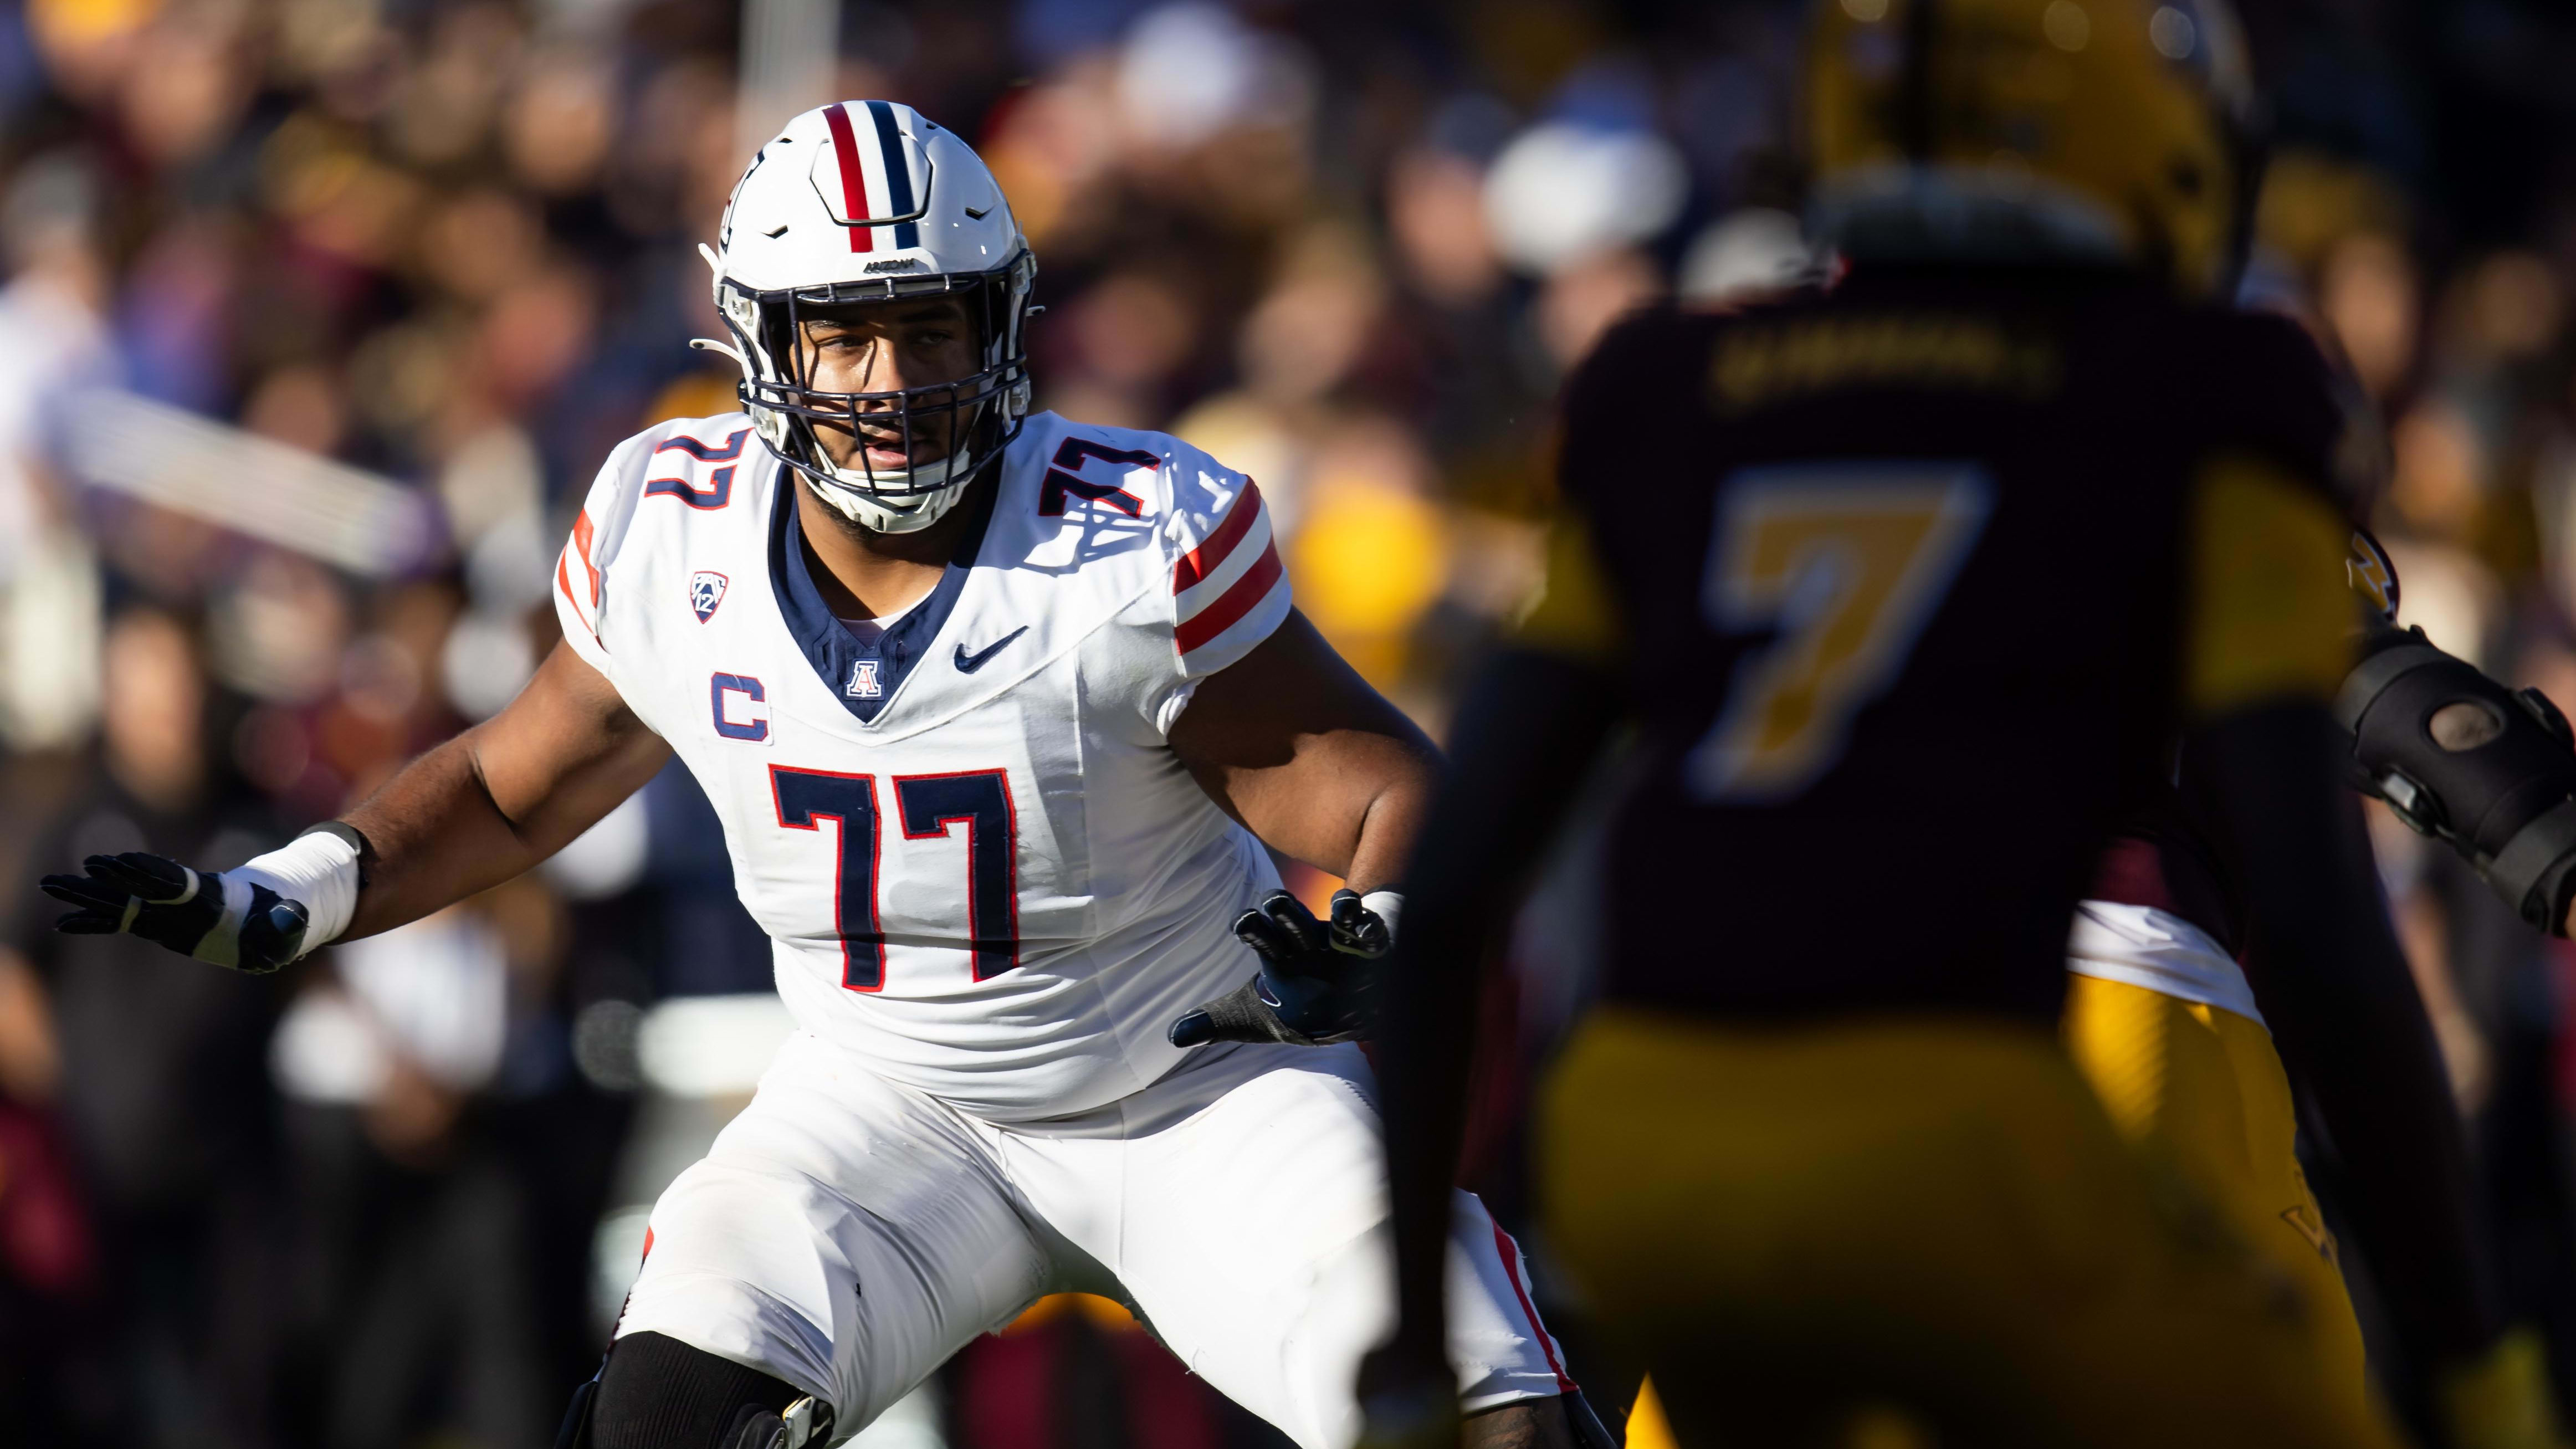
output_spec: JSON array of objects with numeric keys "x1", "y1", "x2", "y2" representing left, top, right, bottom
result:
[
  {"x1": 2062, "y1": 972, "x2": 2375, "y2": 1422},
  {"x1": 1537, "y1": 1008, "x2": 2404, "y2": 1449}
]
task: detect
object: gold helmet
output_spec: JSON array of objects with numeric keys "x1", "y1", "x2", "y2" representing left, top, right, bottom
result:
[{"x1": 1804, "y1": 0, "x2": 2260, "y2": 298}]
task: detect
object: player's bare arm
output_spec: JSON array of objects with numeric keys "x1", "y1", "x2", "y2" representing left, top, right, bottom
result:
[
  {"x1": 340, "y1": 641, "x2": 672, "y2": 938},
  {"x1": 1167, "y1": 607, "x2": 1437, "y2": 894},
  {"x1": 1159, "y1": 610, "x2": 1445, "y2": 1051},
  {"x1": 41, "y1": 633, "x2": 669, "y2": 968}
]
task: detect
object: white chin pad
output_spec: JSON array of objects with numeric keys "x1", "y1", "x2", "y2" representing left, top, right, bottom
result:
[{"x1": 806, "y1": 448, "x2": 975, "y2": 534}]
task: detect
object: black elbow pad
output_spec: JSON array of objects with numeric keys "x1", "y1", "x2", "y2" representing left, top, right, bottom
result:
[{"x1": 2337, "y1": 623, "x2": 2576, "y2": 935}]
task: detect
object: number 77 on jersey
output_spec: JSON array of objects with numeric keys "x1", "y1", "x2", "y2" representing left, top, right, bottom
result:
[{"x1": 770, "y1": 764, "x2": 1021, "y2": 990}]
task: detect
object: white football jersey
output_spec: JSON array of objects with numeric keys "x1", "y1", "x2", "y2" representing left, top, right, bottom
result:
[{"x1": 553, "y1": 411, "x2": 1294, "y2": 1121}]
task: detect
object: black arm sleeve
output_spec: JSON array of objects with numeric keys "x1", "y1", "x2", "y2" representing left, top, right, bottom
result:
[
  {"x1": 1377, "y1": 648, "x2": 1627, "y2": 1346},
  {"x1": 2193, "y1": 699, "x2": 2501, "y2": 1367},
  {"x1": 2338, "y1": 620, "x2": 2576, "y2": 936}
]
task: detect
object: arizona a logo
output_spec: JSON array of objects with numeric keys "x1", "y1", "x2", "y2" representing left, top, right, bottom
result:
[
  {"x1": 690, "y1": 571, "x2": 730, "y2": 622},
  {"x1": 847, "y1": 658, "x2": 883, "y2": 698}
]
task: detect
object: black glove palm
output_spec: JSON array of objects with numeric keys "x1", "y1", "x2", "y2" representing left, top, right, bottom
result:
[
  {"x1": 1169, "y1": 889, "x2": 1390, "y2": 1048},
  {"x1": 42, "y1": 852, "x2": 309, "y2": 973}
]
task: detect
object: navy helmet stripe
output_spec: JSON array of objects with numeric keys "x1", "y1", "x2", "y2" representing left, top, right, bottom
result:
[{"x1": 866, "y1": 101, "x2": 922, "y2": 250}]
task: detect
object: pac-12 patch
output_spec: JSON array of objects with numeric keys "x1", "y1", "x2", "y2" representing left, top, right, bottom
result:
[{"x1": 690, "y1": 571, "x2": 730, "y2": 622}]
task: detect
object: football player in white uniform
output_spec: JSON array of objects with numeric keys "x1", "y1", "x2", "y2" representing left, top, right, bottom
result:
[{"x1": 43, "y1": 103, "x2": 1583, "y2": 1449}]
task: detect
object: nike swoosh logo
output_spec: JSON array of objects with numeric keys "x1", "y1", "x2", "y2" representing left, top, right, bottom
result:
[{"x1": 953, "y1": 627, "x2": 1028, "y2": 674}]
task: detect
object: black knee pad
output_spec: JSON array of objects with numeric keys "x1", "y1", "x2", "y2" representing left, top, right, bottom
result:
[
  {"x1": 573, "y1": 1332, "x2": 826, "y2": 1449},
  {"x1": 714, "y1": 1400, "x2": 833, "y2": 1449}
]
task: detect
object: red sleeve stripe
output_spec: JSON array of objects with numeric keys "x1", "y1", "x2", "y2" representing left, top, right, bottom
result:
[
  {"x1": 1175, "y1": 541, "x2": 1283, "y2": 656},
  {"x1": 1172, "y1": 479, "x2": 1264, "y2": 595},
  {"x1": 571, "y1": 511, "x2": 602, "y2": 607},
  {"x1": 1174, "y1": 499, "x2": 1273, "y2": 621},
  {"x1": 555, "y1": 551, "x2": 598, "y2": 641}
]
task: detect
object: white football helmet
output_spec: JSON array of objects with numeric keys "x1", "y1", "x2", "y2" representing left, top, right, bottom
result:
[{"x1": 698, "y1": 101, "x2": 1037, "y2": 533}]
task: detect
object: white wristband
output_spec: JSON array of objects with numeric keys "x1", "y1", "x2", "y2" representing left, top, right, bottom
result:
[
  {"x1": 1361, "y1": 889, "x2": 1405, "y2": 945},
  {"x1": 233, "y1": 831, "x2": 363, "y2": 958}
]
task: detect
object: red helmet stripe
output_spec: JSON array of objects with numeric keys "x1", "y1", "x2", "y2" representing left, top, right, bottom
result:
[{"x1": 821, "y1": 102, "x2": 874, "y2": 254}]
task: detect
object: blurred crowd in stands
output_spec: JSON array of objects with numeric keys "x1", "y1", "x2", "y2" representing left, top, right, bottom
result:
[{"x1": 6, "y1": 0, "x2": 2576, "y2": 1444}]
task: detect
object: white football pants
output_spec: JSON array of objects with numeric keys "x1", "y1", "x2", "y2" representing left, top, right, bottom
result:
[{"x1": 614, "y1": 1033, "x2": 1572, "y2": 1448}]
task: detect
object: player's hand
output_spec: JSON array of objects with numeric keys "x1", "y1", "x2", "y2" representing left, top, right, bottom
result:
[
  {"x1": 2440, "y1": 1325, "x2": 2575, "y2": 1449},
  {"x1": 1167, "y1": 888, "x2": 1392, "y2": 1048},
  {"x1": 41, "y1": 852, "x2": 310, "y2": 973}
]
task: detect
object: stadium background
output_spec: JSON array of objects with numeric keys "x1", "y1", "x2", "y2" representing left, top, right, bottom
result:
[{"x1": 0, "y1": 0, "x2": 2573, "y2": 1443}]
